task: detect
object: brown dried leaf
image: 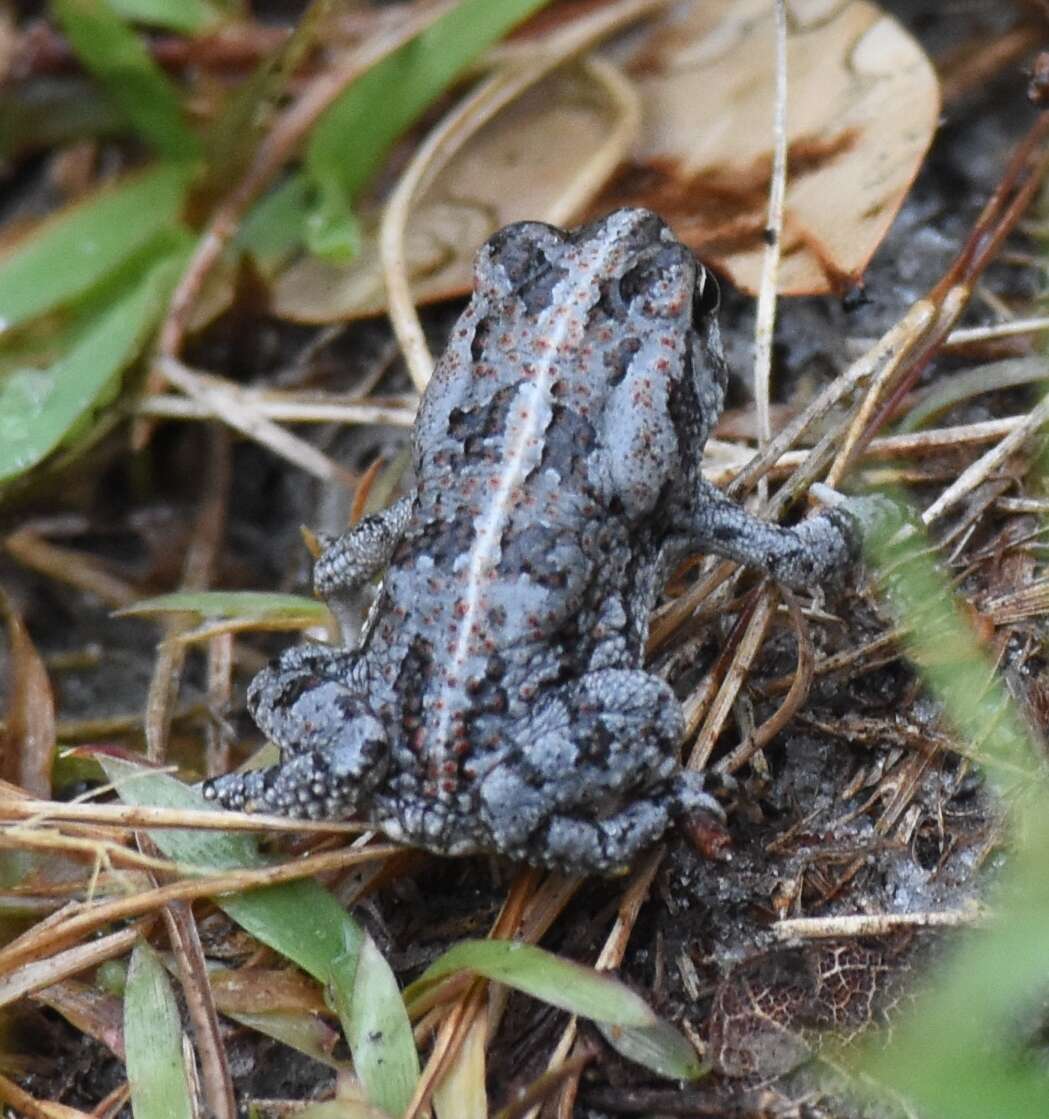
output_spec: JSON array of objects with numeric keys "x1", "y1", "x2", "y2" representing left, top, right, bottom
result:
[
  {"x1": 602, "y1": 0, "x2": 940, "y2": 294},
  {"x1": 1, "y1": 601, "x2": 56, "y2": 798},
  {"x1": 272, "y1": 64, "x2": 625, "y2": 323}
]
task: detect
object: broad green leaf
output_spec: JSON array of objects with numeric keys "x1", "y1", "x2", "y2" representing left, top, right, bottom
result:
[
  {"x1": 0, "y1": 238, "x2": 191, "y2": 485},
  {"x1": 304, "y1": 0, "x2": 552, "y2": 258},
  {"x1": 53, "y1": 0, "x2": 200, "y2": 159},
  {"x1": 595, "y1": 1018, "x2": 705, "y2": 1082},
  {"x1": 0, "y1": 163, "x2": 192, "y2": 329},
  {"x1": 102, "y1": 756, "x2": 419, "y2": 1112},
  {"x1": 118, "y1": 590, "x2": 329, "y2": 626},
  {"x1": 124, "y1": 940, "x2": 194, "y2": 1119},
  {"x1": 409, "y1": 940, "x2": 655, "y2": 1027},
  {"x1": 107, "y1": 0, "x2": 223, "y2": 32},
  {"x1": 330, "y1": 924, "x2": 420, "y2": 1116},
  {"x1": 408, "y1": 939, "x2": 702, "y2": 1080},
  {"x1": 237, "y1": 174, "x2": 315, "y2": 272}
]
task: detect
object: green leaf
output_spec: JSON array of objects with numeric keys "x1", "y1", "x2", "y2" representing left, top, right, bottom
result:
[
  {"x1": 124, "y1": 940, "x2": 194, "y2": 1119},
  {"x1": 118, "y1": 590, "x2": 329, "y2": 626},
  {"x1": 330, "y1": 925, "x2": 421, "y2": 1116},
  {"x1": 408, "y1": 940, "x2": 702, "y2": 1080},
  {"x1": 0, "y1": 237, "x2": 191, "y2": 485},
  {"x1": 99, "y1": 757, "x2": 370, "y2": 983},
  {"x1": 842, "y1": 507, "x2": 1049, "y2": 1117},
  {"x1": 0, "y1": 163, "x2": 193, "y2": 329},
  {"x1": 107, "y1": 0, "x2": 223, "y2": 33},
  {"x1": 237, "y1": 174, "x2": 315, "y2": 272},
  {"x1": 408, "y1": 940, "x2": 654, "y2": 1028},
  {"x1": 303, "y1": 0, "x2": 551, "y2": 259},
  {"x1": 102, "y1": 756, "x2": 421, "y2": 1112},
  {"x1": 52, "y1": 0, "x2": 200, "y2": 158}
]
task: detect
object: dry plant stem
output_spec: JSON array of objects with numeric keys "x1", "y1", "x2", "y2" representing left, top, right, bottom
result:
[
  {"x1": 135, "y1": 392, "x2": 417, "y2": 427},
  {"x1": 774, "y1": 906, "x2": 985, "y2": 940},
  {"x1": 751, "y1": 0, "x2": 789, "y2": 468},
  {"x1": 380, "y1": 0, "x2": 654, "y2": 391},
  {"x1": 157, "y1": 357, "x2": 355, "y2": 485},
  {"x1": 4, "y1": 529, "x2": 138, "y2": 609},
  {"x1": 921, "y1": 392, "x2": 1049, "y2": 525},
  {"x1": 0, "y1": 1070, "x2": 95, "y2": 1119},
  {"x1": 844, "y1": 110, "x2": 1049, "y2": 466},
  {"x1": 946, "y1": 314, "x2": 1049, "y2": 345},
  {"x1": 145, "y1": 429, "x2": 229, "y2": 761},
  {"x1": 825, "y1": 287, "x2": 967, "y2": 487},
  {"x1": 161, "y1": 897, "x2": 236, "y2": 1119},
  {"x1": 404, "y1": 868, "x2": 541, "y2": 1119},
  {"x1": 763, "y1": 626, "x2": 903, "y2": 696},
  {"x1": 0, "y1": 799, "x2": 364, "y2": 833},
  {"x1": 0, "y1": 924, "x2": 147, "y2": 1009},
  {"x1": 714, "y1": 589, "x2": 813, "y2": 775},
  {"x1": 205, "y1": 631, "x2": 234, "y2": 778},
  {"x1": 0, "y1": 843, "x2": 401, "y2": 977},
  {"x1": 150, "y1": 0, "x2": 460, "y2": 368},
  {"x1": 496, "y1": 1052, "x2": 593, "y2": 1119},
  {"x1": 687, "y1": 586, "x2": 777, "y2": 772},
  {"x1": 544, "y1": 849, "x2": 666, "y2": 1119},
  {"x1": 724, "y1": 300, "x2": 937, "y2": 503},
  {"x1": 677, "y1": 581, "x2": 760, "y2": 733}
]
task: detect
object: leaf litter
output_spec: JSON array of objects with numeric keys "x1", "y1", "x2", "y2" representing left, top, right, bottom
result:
[{"x1": 1, "y1": 1, "x2": 1048, "y2": 1116}]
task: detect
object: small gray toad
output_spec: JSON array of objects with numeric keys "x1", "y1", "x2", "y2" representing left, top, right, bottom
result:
[{"x1": 204, "y1": 209, "x2": 885, "y2": 874}]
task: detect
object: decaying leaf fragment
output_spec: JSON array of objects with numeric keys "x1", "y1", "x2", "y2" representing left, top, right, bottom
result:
[
  {"x1": 273, "y1": 64, "x2": 630, "y2": 322},
  {"x1": 602, "y1": 0, "x2": 940, "y2": 294},
  {"x1": 272, "y1": 0, "x2": 938, "y2": 321}
]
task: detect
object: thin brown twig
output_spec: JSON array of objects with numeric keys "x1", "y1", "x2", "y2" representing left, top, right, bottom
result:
[{"x1": 714, "y1": 588, "x2": 814, "y2": 775}]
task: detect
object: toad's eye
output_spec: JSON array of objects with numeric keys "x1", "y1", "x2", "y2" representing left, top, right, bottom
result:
[{"x1": 692, "y1": 267, "x2": 720, "y2": 323}]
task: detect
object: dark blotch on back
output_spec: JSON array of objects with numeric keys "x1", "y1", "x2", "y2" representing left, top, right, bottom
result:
[{"x1": 538, "y1": 404, "x2": 596, "y2": 481}]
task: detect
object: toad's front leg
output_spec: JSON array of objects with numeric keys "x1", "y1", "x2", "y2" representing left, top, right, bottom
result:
[{"x1": 679, "y1": 480, "x2": 894, "y2": 590}]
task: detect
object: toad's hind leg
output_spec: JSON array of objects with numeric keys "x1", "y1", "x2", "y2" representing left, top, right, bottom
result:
[
  {"x1": 202, "y1": 643, "x2": 389, "y2": 818},
  {"x1": 479, "y1": 668, "x2": 719, "y2": 873}
]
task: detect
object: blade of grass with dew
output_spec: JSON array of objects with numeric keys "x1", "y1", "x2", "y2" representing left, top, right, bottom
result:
[
  {"x1": 407, "y1": 939, "x2": 703, "y2": 1080},
  {"x1": 0, "y1": 234, "x2": 192, "y2": 485},
  {"x1": 118, "y1": 590, "x2": 329, "y2": 627},
  {"x1": 840, "y1": 503, "x2": 1049, "y2": 1116},
  {"x1": 330, "y1": 922, "x2": 420, "y2": 1116},
  {"x1": 302, "y1": 0, "x2": 553, "y2": 258},
  {"x1": 100, "y1": 757, "x2": 422, "y2": 1108},
  {"x1": 52, "y1": 0, "x2": 200, "y2": 159},
  {"x1": 124, "y1": 939, "x2": 194, "y2": 1119},
  {"x1": 0, "y1": 162, "x2": 193, "y2": 329},
  {"x1": 107, "y1": 0, "x2": 224, "y2": 33}
]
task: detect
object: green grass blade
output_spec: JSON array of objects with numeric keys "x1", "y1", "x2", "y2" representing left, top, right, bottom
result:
[
  {"x1": 0, "y1": 163, "x2": 192, "y2": 328},
  {"x1": 107, "y1": 0, "x2": 223, "y2": 33},
  {"x1": 408, "y1": 940, "x2": 702, "y2": 1080},
  {"x1": 118, "y1": 590, "x2": 329, "y2": 626},
  {"x1": 53, "y1": 0, "x2": 201, "y2": 158},
  {"x1": 843, "y1": 507, "x2": 1049, "y2": 1116},
  {"x1": 102, "y1": 756, "x2": 421, "y2": 1109},
  {"x1": 124, "y1": 940, "x2": 194, "y2": 1119},
  {"x1": 408, "y1": 939, "x2": 654, "y2": 1028},
  {"x1": 304, "y1": 0, "x2": 552, "y2": 258},
  {"x1": 330, "y1": 924, "x2": 421, "y2": 1116},
  {"x1": 0, "y1": 238, "x2": 190, "y2": 485}
]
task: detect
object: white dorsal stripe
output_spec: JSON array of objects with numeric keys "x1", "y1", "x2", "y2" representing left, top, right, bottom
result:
[{"x1": 428, "y1": 229, "x2": 624, "y2": 760}]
